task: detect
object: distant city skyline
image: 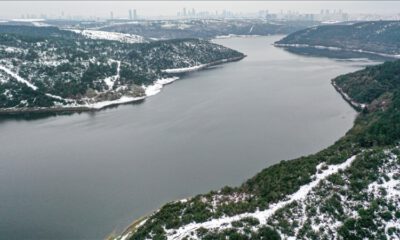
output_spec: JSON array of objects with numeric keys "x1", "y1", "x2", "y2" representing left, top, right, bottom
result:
[{"x1": 0, "y1": 1, "x2": 399, "y2": 20}]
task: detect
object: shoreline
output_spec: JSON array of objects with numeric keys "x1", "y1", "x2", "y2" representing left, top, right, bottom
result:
[
  {"x1": 0, "y1": 56, "x2": 245, "y2": 116},
  {"x1": 274, "y1": 43, "x2": 400, "y2": 59},
  {"x1": 112, "y1": 66, "x2": 368, "y2": 240},
  {"x1": 112, "y1": 198, "x2": 191, "y2": 240},
  {"x1": 331, "y1": 80, "x2": 367, "y2": 111},
  {"x1": 161, "y1": 56, "x2": 245, "y2": 74}
]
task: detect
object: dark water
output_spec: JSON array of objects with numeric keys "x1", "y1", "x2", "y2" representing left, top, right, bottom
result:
[{"x1": 0, "y1": 36, "x2": 372, "y2": 240}]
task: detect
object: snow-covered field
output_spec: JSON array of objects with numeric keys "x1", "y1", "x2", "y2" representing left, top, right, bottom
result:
[{"x1": 68, "y1": 29, "x2": 146, "y2": 44}]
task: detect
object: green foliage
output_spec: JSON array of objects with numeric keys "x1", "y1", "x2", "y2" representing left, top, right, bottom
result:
[
  {"x1": 320, "y1": 194, "x2": 344, "y2": 219},
  {"x1": 334, "y1": 60, "x2": 400, "y2": 104}
]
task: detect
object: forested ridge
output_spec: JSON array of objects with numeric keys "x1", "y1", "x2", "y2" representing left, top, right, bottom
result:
[{"x1": 275, "y1": 21, "x2": 400, "y2": 59}]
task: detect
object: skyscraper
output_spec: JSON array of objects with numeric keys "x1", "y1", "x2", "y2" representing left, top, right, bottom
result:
[{"x1": 129, "y1": 9, "x2": 132, "y2": 20}]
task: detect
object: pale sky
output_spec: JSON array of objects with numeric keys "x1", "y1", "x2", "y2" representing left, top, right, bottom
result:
[{"x1": 0, "y1": 1, "x2": 399, "y2": 19}]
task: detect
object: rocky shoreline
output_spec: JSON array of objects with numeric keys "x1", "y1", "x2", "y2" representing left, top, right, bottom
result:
[{"x1": 331, "y1": 80, "x2": 367, "y2": 111}]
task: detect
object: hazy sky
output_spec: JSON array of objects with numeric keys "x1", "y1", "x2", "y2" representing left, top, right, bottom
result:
[{"x1": 0, "y1": 1, "x2": 399, "y2": 19}]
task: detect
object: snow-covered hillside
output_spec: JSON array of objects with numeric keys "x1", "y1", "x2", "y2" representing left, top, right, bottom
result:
[
  {"x1": 118, "y1": 148, "x2": 400, "y2": 240},
  {"x1": 68, "y1": 29, "x2": 146, "y2": 43},
  {"x1": 0, "y1": 25, "x2": 244, "y2": 112}
]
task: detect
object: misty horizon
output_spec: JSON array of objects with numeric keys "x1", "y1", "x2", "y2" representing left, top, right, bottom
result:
[{"x1": 0, "y1": 1, "x2": 399, "y2": 20}]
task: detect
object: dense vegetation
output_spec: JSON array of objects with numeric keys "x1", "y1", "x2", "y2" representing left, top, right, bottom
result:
[
  {"x1": 276, "y1": 21, "x2": 400, "y2": 59},
  {"x1": 0, "y1": 25, "x2": 244, "y2": 109},
  {"x1": 334, "y1": 60, "x2": 400, "y2": 103},
  {"x1": 127, "y1": 60, "x2": 400, "y2": 239}
]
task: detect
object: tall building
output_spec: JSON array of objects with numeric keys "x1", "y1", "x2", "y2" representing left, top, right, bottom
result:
[
  {"x1": 129, "y1": 9, "x2": 132, "y2": 20},
  {"x1": 110, "y1": 11, "x2": 114, "y2": 20},
  {"x1": 133, "y1": 9, "x2": 137, "y2": 20},
  {"x1": 183, "y1": 8, "x2": 187, "y2": 17}
]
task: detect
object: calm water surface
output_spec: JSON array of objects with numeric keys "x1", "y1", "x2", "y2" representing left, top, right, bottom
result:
[{"x1": 0, "y1": 36, "x2": 371, "y2": 239}]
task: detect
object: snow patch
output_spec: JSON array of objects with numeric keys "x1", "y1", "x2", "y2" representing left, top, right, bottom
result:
[
  {"x1": 0, "y1": 65, "x2": 38, "y2": 90},
  {"x1": 103, "y1": 60, "x2": 121, "y2": 90},
  {"x1": 166, "y1": 155, "x2": 357, "y2": 240},
  {"x1": 68, "y1": 29, "x2": 146, "y2": 44},
  {"x1": 144, "y1": 77, "x2": 179, "y2": 96},
  {"x1": 31, "y1": 21, "x2": 51, "y2": 27},
  {"x1": 81, "y1": 95, "x2": 146, "y2": 110}
]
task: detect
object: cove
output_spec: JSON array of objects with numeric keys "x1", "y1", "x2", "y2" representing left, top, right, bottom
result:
[{"x1": 0, "y1": 36, "x2": 374, "y2": 240}]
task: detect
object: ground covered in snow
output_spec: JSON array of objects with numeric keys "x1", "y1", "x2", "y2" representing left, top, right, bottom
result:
[
  {"x1": 0, "y1": 25, "x2": 244, "y2": 111},
  {"x1": 68, "y1": 29, "x2": 146, "y2": 44}
]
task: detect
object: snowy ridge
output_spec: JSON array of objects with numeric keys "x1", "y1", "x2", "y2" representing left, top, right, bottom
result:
[
  {"x1": 165, "y1": 155, "x2": 357, "y2": 240},
  {"x1": 68, "y1": 29, "x2": 146, "y2": 44}
]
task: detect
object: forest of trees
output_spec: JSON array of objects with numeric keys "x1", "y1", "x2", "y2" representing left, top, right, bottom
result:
[{"x1": 0, "y1": 25, "x2": 244, "y2": 108}]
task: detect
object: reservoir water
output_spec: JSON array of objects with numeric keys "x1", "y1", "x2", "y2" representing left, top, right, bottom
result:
[{"x1": 0, "y1": 36, "x2": 371, "y2": 240}]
